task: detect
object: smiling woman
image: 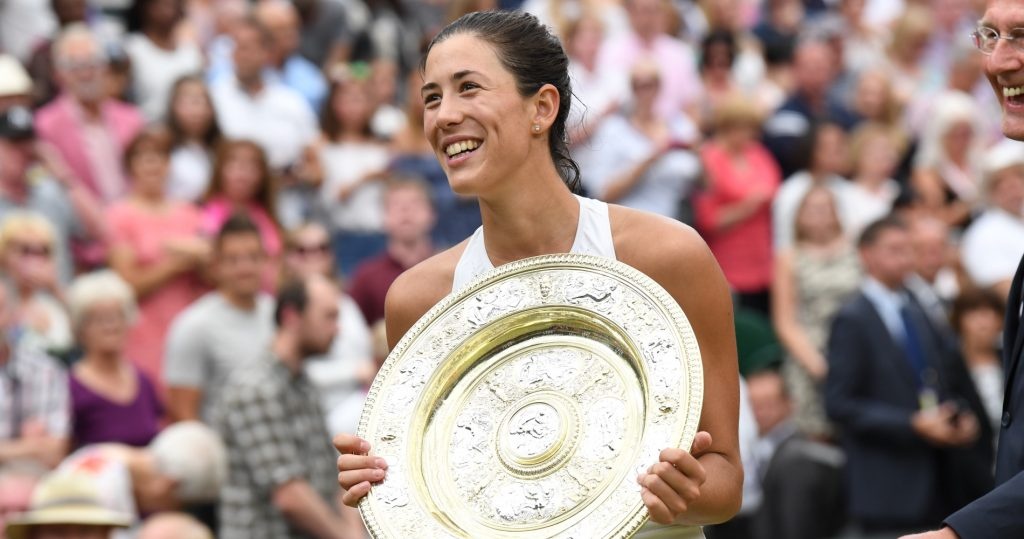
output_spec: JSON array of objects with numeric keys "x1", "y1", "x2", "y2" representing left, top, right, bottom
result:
[{"x1": 334, "y1": 10, "x2": 742, "y2": 538}]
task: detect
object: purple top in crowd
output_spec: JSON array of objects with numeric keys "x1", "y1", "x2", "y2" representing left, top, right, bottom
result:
[{"x1": 70, "y1": 366, "x2": 162, "y2": 449}]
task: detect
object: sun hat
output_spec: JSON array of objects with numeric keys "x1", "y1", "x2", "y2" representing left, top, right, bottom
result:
[
  {"x1": 981, "y1": 138, "x2": 1024, "y2": 194},
  {"x1": 4, "y1": 472, "x2": 132, "y2": 539},
  {"x1": 0, "y1": 55, "x2": 33, "y2": 98}
]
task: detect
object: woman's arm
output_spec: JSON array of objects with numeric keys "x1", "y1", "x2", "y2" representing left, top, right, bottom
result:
[
  {"x1": 597, "y1": 148, "x2": 664, "y2": 203},
  {"x1": 771, "y1": 250, "x2": 828, "y2": 381},
  {"x1": 108, "y1": 245, "x2": 194, "y2": 300}
]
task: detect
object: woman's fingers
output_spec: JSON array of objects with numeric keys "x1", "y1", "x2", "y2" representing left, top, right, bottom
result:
[
  {"x1": 641, "y1": 486, "x2": 674, "y2": 525},
  {"x1": 333, "y1": 433, "x2": 370, "y2": 455},
  {"x1": 341, "y1": 481, "x2": 373, "y2": 507},
  {"x1": 338, "y1": 467, "x2": 386, "y2": 491},
  {"x1": 641, "y1": 470, "x2": 689, "y2": 517}
]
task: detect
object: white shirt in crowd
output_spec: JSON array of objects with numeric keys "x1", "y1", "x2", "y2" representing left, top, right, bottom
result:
[
  {"x1": 319, "y1": 141, "x2": 390, "y2": 232},
  {"x1": 124, "y1": 34, "x2": 204, "y2": 122},
  {"x1": 845, "y1": 179, "x2": 900, "y2": 240},
  {"x1": 772, "y1": 172, "x2": 857, "y2": 249},
  {"x1": 305, "y1": 295, "x2": 374, "y2": 435},
  {"x1": 167, "y1": 143, "x2": 212, "y2": 203},
  {"x1": 961, "y1": 208, "x2": 1024, "y2": 288},
  {"x1": 211, "y1": 77, "x2": 318, "y2": 170}
]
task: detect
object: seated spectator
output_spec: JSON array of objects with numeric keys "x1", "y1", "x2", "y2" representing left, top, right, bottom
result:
[
  {"x1": 951, "y1": 289, "x2": 1005, "y2": 436},
  {"x1": 0, "y1": 462, "x2": 46, "y2": 534},
  {"x1": 846, "y1": 123, "x2": 903, "y2": 238},
  {"x1": 961, "y1": 139, "x2": 1024, "y2": 299},
  {"x1": 389, "y1": 69, "x2": 479, "y2": 248},
  {"x1": 772, "y1": 187, "x2": 860, "y2": 439},
  {"x1": 0, "y1": 283, "x2": 69, "y2": 471},
  {"x1": 108, "y1": 129, "x2": 209, "y2": 389},
  {"x1": 165, "y1": 76, "x2": 222, "y2": 203},
  {"x1": 316, "y1": 67, "x2": 390, "y2": 276},
  {"x1": 3, "y1": 472, "x2": 131, "y2": 539},
  {"x1": 124, "y1": 0, "x2": 203, "y2": 121},
  {"x1": 695, "y1": 93, "x2": 780, "y2": 313},
  {"x1": 215, "y1": 275, "x2": 352, "y2": 538},
  {"x1": 164, "y1": 214, "x2": 274, "y2": 423},
  {"x1": 67, "y1": 271, "x2": 161, "y2": 449},
  {"x1": 253, "y1": 0, "x2": 327, "y2": 114},
  {"x1": 57, "y1": 421, "x2": 227, "y2": 532},
  {"x1": 201, "y1": 139, "x2": 282, "y2": 291},
  {"x1": 0, "y1": 103, "x2": 103, "y2": 285},
  {"x1": 138, "y1": 512, "x2": 212, "y2": 539},
  {"x1": 747, "y1": 368, "x2": 846, "y2": 539},
  {"x1": 697, "y1": 30, "x2": 742, "y2": 132},
  {"x1": 281, "y1": 223, "x2": 374, "y2": 435},
  {"x1": 585, "y1": 61, "x2": 701, "y2": 220},
  {"x1": 912, "y1": 91, "x2": 985, "y2": 229},
  {"x1": 0, "y1": 213, "x2": 73, "y2": 355},
  {"x1": 348, "y1": 178, "x2": 436, "y2": 326},
  {"x1": 772, "y1": 122, "x2": 855, "y2": 249},
  {"x1": 35, "y1": 24, "x2": 144, "y2": 204},
  {"x1": 826, "y1": 217, "x2": 993, "y2": 535}
]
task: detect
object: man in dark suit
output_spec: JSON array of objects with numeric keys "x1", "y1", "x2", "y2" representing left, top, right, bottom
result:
[
  {"x1": 905, "y1": 1, "x2": 1024, "y2": 538},
  {"x1": 827, "y1": 217, "x2": 993, "y2": 537}
]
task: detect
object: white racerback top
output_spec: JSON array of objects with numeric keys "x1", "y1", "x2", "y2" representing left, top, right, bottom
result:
[
  {"x1": 452, "y1": 195, "x2": 617, "y2": 290},
  {"x1": 450, "y1": 194, "x2": 705, "y2": 539}
]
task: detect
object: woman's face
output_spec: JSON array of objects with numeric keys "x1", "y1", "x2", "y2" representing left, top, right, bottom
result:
[
  {"x1": 854, "y1": 72, "x2": 888, "y2": 119},
  {"x1": 813, "y1": 126, "x2": 848, "y2": 174},
  {"x1": 129, "y1": 147, "x2": 169, "y2": 197},
  {"x1": 81, "y1": 299, "x2": 128, "y2": 356},
  {"x1": 220, "y1": 147, "x2": 262, "y2": 202},
  {"x1": 630, "y1": 72, "x2": 660, "y2": 113},
  {"x1": 285, "y1": 227, "x2": 333, "y2": 279},
  {"x1": 145, "y1": 0, "x2": 180, "y2": 28},
  {"x1": 856, "y1": 134, "x2": 898, "y2": 178},
  {"x1": 568, "y1": 18, "x2": 604, "y2": 65},
  {"x1": 332, "y1": 83, "x2": 374, "y2": 134},
  {"x1": 421, "y1": 34, "x2": 539, "y2": 195},
  {"x1": 172, "y1": 81, "x2": 213, "y2": 139},
  {"x1": 943, "y1": 120, "x2": 974, "y2": 160},
  {"x1": 959, "y1": 306, "x2": 1002, "y2": 346},
  {"x1": 702, "y1": 42, "x2": 732, "y2": 74},
  {"x1": 795, "y1": 189, "x2": 841, "y2": 242},
  {"x1": 3, "y1": 232, "x2": 54, "y2": 287}
]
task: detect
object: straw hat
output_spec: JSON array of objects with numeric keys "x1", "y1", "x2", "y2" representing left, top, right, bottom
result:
[
  {"x1": 0, "y1": 55, "x2": 32, "y2": 97},
  {"x1": 4, "y1": 472, "x2": 132, "y2": 539}
]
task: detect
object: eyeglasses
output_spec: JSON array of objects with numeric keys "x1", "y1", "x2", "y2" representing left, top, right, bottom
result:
[
  {"x1": 290, "y1": 242, "x2": 330, "y2": 256},
  {"x1": 971, "y1": 27, "x2": 1024, "y2": 55}
]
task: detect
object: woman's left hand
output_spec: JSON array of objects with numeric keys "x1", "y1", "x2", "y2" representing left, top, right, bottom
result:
[{"x1": 638, "y1": 431, "x2": 713, "y2": 525}]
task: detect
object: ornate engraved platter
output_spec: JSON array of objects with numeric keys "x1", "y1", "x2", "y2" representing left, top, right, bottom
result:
[{"x1": 357, "y1": 254, "x2": 703, "y2": 538}]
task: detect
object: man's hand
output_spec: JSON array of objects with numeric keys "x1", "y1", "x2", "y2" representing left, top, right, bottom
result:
[
  {"x1": 638, "y1": 431, "x2": 713, "y2": 525},
  {"x1": 901, "y1": 526, "x2": 960, "y2": 539},
  {"x1": 912, "y1": 404, "x2": 978, "y2": 447}
]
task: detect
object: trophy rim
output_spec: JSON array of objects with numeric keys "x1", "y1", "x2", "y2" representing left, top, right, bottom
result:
[{"x1": 357, "y1": 253, "x2": 704, "y2": 539}]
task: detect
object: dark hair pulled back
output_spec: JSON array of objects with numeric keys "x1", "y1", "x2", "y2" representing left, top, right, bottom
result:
[{"x1": 423, "y1": 10, "x2": 581, "y2": 192}]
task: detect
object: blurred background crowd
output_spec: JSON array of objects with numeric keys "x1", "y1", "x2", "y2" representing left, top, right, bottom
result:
[{"x1": 0, "y1": 0, "x2": 1019, "y2": 537}]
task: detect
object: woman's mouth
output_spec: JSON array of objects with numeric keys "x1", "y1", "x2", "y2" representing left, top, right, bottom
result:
[{"x1": 444, "y1": 139, "x2": 482, "y2": 165}]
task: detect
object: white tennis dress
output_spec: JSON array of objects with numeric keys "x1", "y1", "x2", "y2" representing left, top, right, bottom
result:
[{"x1": 452, "y1": 195, "x2": 706, "y2": 539}]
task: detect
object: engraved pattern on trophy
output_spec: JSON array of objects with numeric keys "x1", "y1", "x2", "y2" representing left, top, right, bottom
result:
[{"x1": 357, "y1": 255, "x2": 703, "y2": 539}]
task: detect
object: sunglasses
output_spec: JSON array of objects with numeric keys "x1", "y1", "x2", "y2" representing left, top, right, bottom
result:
[
  {"x1": 290, "y1": 242, "x2": 330, "y2": 256},
  {"x1": 11, "y1": 243, "x2": 51, "y2": 258}
]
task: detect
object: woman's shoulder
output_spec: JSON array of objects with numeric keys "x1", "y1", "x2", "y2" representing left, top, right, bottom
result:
[{"x1": 609, "y1": 205, "x2": 719, "y2": 279}]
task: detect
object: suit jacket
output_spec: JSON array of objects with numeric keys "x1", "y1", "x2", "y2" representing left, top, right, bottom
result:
[
  {"x1": 825, "y1": 291, "x2": 993, "y2": 527},
  {"x1": 34, "y1": 94, "x2": 143, "y2": 201},
  {"x1": 946, "y1": 255, "x2": 1024, "y2": 538}
]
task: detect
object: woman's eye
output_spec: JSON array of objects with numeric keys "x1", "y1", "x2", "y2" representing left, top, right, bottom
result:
[
  {"x1": 460, "y1": 82, "x2": 479, "y2": 92},
  {"x1": 424, "y1": 94, "x2": 440, "y2": 106}
]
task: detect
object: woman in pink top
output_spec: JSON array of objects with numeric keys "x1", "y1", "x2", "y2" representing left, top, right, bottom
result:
[
  {"x1": 108, "y1": 129, "x2": 209, "y2": 394},
  {"x1": 695, "y1": 95, "x2": 781, "y2": 315},
  {"x1": 200, "y1": 139, "x2": 283, "y2": 289}
]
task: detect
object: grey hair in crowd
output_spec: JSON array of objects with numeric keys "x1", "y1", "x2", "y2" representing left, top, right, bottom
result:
[
  {"x1": 67, "y1": 270, "x2": 137, "y2": 332},
  {"x1": 52, "y1": 23, "x2": 106, "y2": 66},
  {"x1": 148, "y1": 421, "x2": 228, "y2": 503}
]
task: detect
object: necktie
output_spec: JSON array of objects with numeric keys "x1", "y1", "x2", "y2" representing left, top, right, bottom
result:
[{"x1": 899, "y1": 304, "x2": 929, "y2": 389}]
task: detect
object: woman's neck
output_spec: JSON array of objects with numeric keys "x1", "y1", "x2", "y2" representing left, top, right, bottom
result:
[
  {"x1": 477, "y1": 165, "x2": 580, "y2": 267},
  {"x1": 854, "y1": 173, "x2": 887, "y2": 189},
  {"x1": 82, "y1": 350, "x2": 124, "y2": 374},
  {"x1": 135, "y1": 189, "x2": 167, "y2": 207},
  {"x1": 963, "y1": 340, "x2": 999, "y2": 364},
  {"x1": 144, "y1": 26, "x2": 175, "y2": 50}
]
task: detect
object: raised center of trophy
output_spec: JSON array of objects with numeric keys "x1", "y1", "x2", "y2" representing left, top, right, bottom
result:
[{"x1": 506, "y1": 402, "x2": 561, "y2": 461}]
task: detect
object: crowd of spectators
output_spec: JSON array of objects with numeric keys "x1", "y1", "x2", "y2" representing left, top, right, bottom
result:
[{"x1": 0, "y1": 0, "x2": 1019, "y2": 538}]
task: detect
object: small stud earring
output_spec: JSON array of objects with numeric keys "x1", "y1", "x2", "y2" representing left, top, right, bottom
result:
[{"x1": 533, "y1": 124, "x2": 541, "y2": 133}]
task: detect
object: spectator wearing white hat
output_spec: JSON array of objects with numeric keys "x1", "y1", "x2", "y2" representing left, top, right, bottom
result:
[
  {"x1": 3, "y1": 472, "x2": 131, "y2": 539},
  {"x1": 0, "y1": 55, "x2": 34, "y2": 110},
  {"x1": 961, "y1": 139, "x2": 1024, "y2": 298}
]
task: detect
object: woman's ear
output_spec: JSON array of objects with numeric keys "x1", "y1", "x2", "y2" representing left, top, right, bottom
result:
[{"x1": 531, "y1": 83, "x2": 561, "y2": 133}]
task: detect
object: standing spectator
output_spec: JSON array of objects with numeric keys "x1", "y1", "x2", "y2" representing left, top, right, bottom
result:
[
  {"x1": 124, "y1": 0, "x2": 204, "y2": 121},
  {"x1": 3, "y1": 472, "x2": 130, "y2": 539},
  {"x1": 697, "y1": 31, "x2": 742, "y2": 132},
  {"x1": 281, "y1": 222, "x2": 374, "y2": 435},
  {"x1": 67, "y1": 271, "x2": 161, "y2": 449},
  {"x1": 961, "y1": 139, "x2": 1024, "y2": 299},
  {"x1": 210, "y1": 17, "x2": 318, "y2": 173},
  {"x1": 696, "y1": 94, "x2": 779, "y2": 314},
  {"x1": 138, "y1": 513, "x2": 212, "y2": 539},
  {"x1": 772, "y1": 187, "x2": 860, "y2": 439},
  {"x1": 585, "y1": 62, "x2": 701, "y2": 220},
  {"x1": 772, "y1": 122, "x2": 855, "y2": 249},
  {"x1": 0, "y1": 214, "x2": 73, "y2": 355},
  {"x1": 597, "y1": 0, "x2": 703, "y2": 121},
  {"x1": 253, "y1": 0, "x2": 328, "y2": 114},
  {"x1": 950, "y1": 290, "x2": 1006, "y2": 436},
  {"x1": 215, "y1": 275, "x2": 350, "y2": 539},
  {"x1": 108, "y1": 129, "x2": 208, "y2": 390},
  {"x1": 348, "y1": 178, "x2": 436, "y2": 326},
  {"x1": 0, "y1": 283, "x2": 69, "y2": 472},
  {"x1": 292, "y1": 0, "x2": 353, "y2": 69},
  {"x1": 164, "y1": 214, "x2": 274, "y2": 423},
  {"x1": 565, "y1": 14, "x2": 622, "y2": 155},
  {"x1": 826, "y1": 217, "x2": 992, "y2": 536},
  {"x1": 762, "y1": 38, "x2": 855, "y2": 179},
  {"x1": 884, "y1": 6, "x2": 940, "y2": 110},
  {"x1": 907, "y1": 216, "x2": 961, "y2": 330},
  {"x1": 25, "y1": 0, "x2": 89, "y2": 109},
  {"x1": 35, "y1": 25, "x2": 145, "y2": 204},
  {"x1": 317, "y1": 71, "x2": 390, "y2": 275},
  {"x1": 845, "y1": 123, "x2": 903, "y2": 238},
  {"x1": 165, "y1": 75, "x2": 222, "y2": 203},
  {"x1": 389, "y1": 70, "x2": 480, "y2": 248},
  {"x1": 201, "y1": 140, "x2": 282, "y2": 290},
  {"x1": 912, "y1": 91, "x2": 985, "y2": 228}
]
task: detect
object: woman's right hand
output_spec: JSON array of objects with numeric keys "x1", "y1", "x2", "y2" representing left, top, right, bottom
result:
[{"x1": 334, "y1": 433, "x2": 388, "y2": 507}]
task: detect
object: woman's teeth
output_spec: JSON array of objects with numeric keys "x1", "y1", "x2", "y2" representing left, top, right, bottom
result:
[{"x1": 445, "y1": 140, "x2": 481, "y2": 157}]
